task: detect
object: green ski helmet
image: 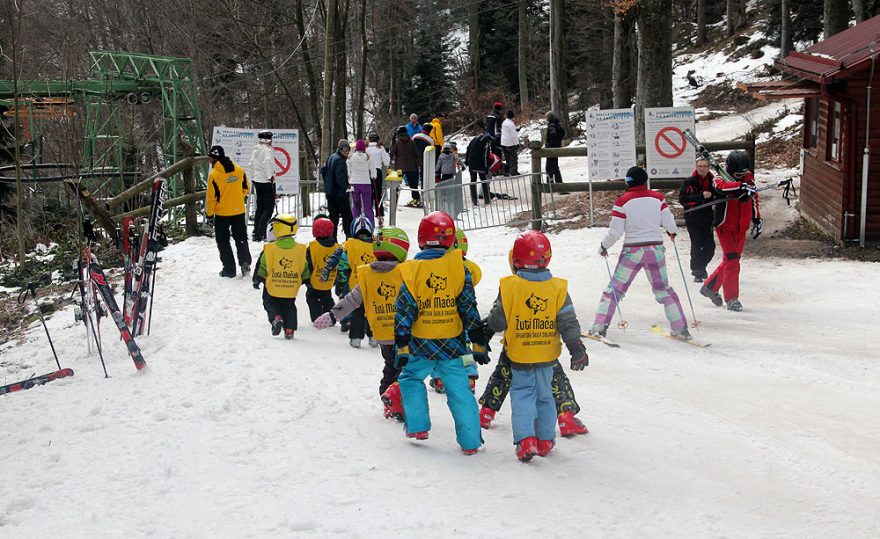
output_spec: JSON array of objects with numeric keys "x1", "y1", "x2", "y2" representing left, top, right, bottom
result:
[
  {"x1": 455, "y1": 229, "x2": 469, "y2": 257},
  {"x1": 373, "y1": 227, "x2": 410, "y2": 262}
]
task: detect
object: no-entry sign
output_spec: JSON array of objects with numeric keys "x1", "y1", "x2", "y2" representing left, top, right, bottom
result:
[{"x1": 645, "y1": 108, "x2": 695, "y2": 179}]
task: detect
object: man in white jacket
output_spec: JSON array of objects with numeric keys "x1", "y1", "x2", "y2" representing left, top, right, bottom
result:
[
  {"x1": 500, "y1": 110, "x2": 520, "y2": 175},
  {"x1": 590, "y1": 166, "x2": 691, "y2": 340},
  {"x1": 250, "y1": 130, "x2": 276, "y2": 241},
  {"x1": 365, "y1": 132, "x2": 390, "y2": 226}
]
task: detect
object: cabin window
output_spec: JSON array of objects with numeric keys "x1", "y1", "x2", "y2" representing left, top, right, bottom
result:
[
  {"x1": 827, "y1": 101, "x2": 842, "y2": 162},
  {"x1": 805, "y1": 97, "x2": 819, "y2": 149}
]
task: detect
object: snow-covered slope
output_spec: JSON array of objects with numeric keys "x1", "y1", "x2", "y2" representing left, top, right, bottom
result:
[{"x1": 2, "y1": 203, "x2": 879, "y2": 537}]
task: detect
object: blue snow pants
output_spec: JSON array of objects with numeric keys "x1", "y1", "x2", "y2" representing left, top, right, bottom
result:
[
  {"x1": 510, "y1": 366, "x2": 557, "y2": 444},
  {"x1": 399, "y1": 354, "x2": 481, "y2": 451}
]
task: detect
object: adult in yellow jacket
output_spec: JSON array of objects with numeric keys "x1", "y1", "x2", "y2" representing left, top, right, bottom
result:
[
  {"x1": 429, "y1": 116, "x2": 445, "y2": 154},
  {"x1": 206, "y1": 145, "x2": 252, "y2": 277}
]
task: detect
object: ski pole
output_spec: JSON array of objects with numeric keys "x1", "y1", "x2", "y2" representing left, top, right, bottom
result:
[
  {"x1": 603, "y1": 255, "x2": 629, "y2": 330},
  {"x1": 19, "y1": 284, "x2": 62, "y2": 370},
  {"x1": 671, "y1": 239, "x2": 701, "y2": 329},
  {"x1": 146, "y1": 264, "x2": 157, "y2": 336}
]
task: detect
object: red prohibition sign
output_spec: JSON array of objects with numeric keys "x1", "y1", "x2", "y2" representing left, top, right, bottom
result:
[
  {"x1": 274, "y1": 147, "x2": 292, "y2": 176},
  {"x1": 655, "y1": 127, "x2": 687, "y2": 159}
]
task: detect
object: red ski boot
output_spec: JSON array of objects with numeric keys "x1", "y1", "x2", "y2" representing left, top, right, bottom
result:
[
  {"x1": 284, "y1": 329, "x2": 295, "y2": 340},
  {"x1": 407, "y1": 431, "x2": 429, "y2": 440},
  {"x1": 462, "y1": 448, "x2": 479, "y2": 456},
  {"x1": 381, "y1": 383, "x2": 404, "y2": 422},
  {"x1": 479, "y1": 406, "x2": 496, "y2": 429},
  {"x1": 536, "y1": 439, "x2": 555, "y2": 457},
  {"x1": 558, "y1": 411, "x2": 589, "y2": 437},
  {"x1": 516, "y1": 436, "x2": 538, "y2": 462}
]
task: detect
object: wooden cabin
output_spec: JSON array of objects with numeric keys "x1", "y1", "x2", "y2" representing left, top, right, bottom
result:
[{"x1": 746, "y1": 16, "x2": 880, "y2": 244}]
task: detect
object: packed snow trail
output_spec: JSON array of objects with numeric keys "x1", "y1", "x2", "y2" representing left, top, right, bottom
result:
[{"x1": 1, "y1": 205, "x2": 879, "y2": 537}]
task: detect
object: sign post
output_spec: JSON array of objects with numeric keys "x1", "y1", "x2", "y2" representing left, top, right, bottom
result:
[
  {"x1": 644, "y1": 107, "x2": 695, "y2": 179},
  {"x1": 586, "y1": 109, "x2": 637, "y2": 226}
]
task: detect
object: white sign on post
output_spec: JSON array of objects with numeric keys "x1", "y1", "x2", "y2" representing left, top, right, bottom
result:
[
  {"x1": 644, "y1": 107, "x2": 695, "y2": 179},
  {"x1": 210, "y1": 127, "x2": 301, "y2": 194},
  {"x1": 585, "y1": 109, "x2": 637, "y2": 180}
]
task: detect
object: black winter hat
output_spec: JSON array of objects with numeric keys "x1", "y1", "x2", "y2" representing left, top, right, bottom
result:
[
  {"x1": 624, "y1": 166, "x2": 648, "y2": 186},
  {"x1": 208, "y1": 145, "x2": 225, "y2": 159}
]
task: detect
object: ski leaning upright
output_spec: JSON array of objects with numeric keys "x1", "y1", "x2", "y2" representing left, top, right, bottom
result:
[
  {"x1": 89, "y1": 261, "x2": 147, "y2": 370},
  {"x1": 127, "y1": 177, "x2": 167, "y2": 336}
]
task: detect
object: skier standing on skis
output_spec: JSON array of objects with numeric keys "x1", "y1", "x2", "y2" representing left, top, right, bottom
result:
[
  {"x1": 313, "y1": 227, "x2": 410, "y2": 420},
  {"x1": 487, "y1": 231, "x2": 589, "y2": 461},
  {"x1": 206, "y1": 145, "x2": 253, "y2": 278},
  {"x1": 303, "y1": 216, "x2": 339, "y2": 322},
  {"x1": 394, "y1": 211, "x2": 489, "y2": 455},
  {"x1": 589, "y1": 166, "x2": 691, "y2": 340},
  {"x1": 250, "y1": 130, "x2": 276, "y2": 242},
  {"x1": 252, "y1": 214, "x2": 309, "y2": 339},
  {"x1": 678, "y1": 158, "x2": 716, "y2": 282},
  {"x1": 700, "y1": 151, "x2": 762, "y2": 312}
]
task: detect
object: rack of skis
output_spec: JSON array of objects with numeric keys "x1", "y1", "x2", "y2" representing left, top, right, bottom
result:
[{"x1": 2, "y1": 177, "x2": 166, "y2": 396}]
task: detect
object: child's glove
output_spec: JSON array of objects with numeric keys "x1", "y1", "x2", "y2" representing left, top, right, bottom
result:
[
  {"x1": 598, "y1": 244, "x2": 608, "y2": 257},
  {"x1": 471, "y1": 343, "x2": 490, "y2": 365},
  {"x1": 751, "y1": 217, "x2": 763, "y2": 240},
  {"x1": 395, "y1": 345, "x2": 411, "y2": 369},
  {"x1": 320, "y1": 270, "x2": 329, "y2": 283},
  {"x1": 737, "y1": 182, "x2": 757, "y2": 202},
  {"x1": 313, "y1": 312, "x2": 336, "y2": 330},
  {"x1": 568, "y1": 340, "x2": 589, "y2": 371},
  {"x1": 252, "y1": 282, "x2": 260, "y2": 289}
]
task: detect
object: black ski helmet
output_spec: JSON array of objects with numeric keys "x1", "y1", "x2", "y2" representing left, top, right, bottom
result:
[
  {"x1": 725, "y1": 151, "x2": 750, "y2": 175},
  {"x1": 624, "y1": 166, "x2": 648, "y2": 187},
  {"x1": 368, "y1": 132, "x2": 380, "y2": 142},
  {"x1": 258, "y1": 130, "x2": 273, "y2": 140}
]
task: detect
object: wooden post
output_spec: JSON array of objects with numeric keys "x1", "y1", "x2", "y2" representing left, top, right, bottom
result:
[
  {"x1": 530, "y1": 140, "x2": 543, "y2": 231},
  {"x1": 745, "y1": 132, "x2": 756, "y2": 173},
  {"x1": 183, "y1": 162, "x2": 198, "y2": 236}
]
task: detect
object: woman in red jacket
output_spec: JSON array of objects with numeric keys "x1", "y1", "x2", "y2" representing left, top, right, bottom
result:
[{"x1": 700, "y1": 151, "x2": 762, "y2": 312}]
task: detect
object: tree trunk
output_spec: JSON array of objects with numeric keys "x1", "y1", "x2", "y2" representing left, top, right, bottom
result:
[
  {"x1": 355, "y1": 0, "x2": 368, "y2": 137},
  {"x1": 320, "y1": 0, "x2": 338, "y2": 163},
  {"x1": 518, "y1": 0, "x2": 529, "y2": 109},
  {"x1": 333, "y1": 1, "x2": 350, "y2": 142},
  {"x1": 824, "y1": 0, "x2": 849, "y2": 38},
  {"x1": 7, "y1": 0, "x2": 26, "y2": 266},
  {"x1": 636, "y1": 0, "x2": 673, "y2": 145},
  {"x1": 549, "y1": 0, "x2": 569, "y2": 137},
  {"x1": 696, "y1": 0, "x2": 707, "y2": 46},
  {"x1": 612, "y1": 11, "x2": 635, "y2": 109},
  {"x1": 726, "y1": 0, "x2": 746, "y2": 36},
  {"x1": 469, "y1": 1, "x2": 480, "y2": 92},
  {"x1": 295, "y1": 0, "x2": 322, "y2": 140},
  {"x1": 781, "y1": 0, "x2": 792, "y2": 58},
  {"x1": 852, "y1": 0, "x2": 867, "y2": 22}
]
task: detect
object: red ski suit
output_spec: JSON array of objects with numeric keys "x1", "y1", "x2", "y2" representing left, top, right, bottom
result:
[{"x1": 705, "y1": 171, "x2": 760, "y2": 302}]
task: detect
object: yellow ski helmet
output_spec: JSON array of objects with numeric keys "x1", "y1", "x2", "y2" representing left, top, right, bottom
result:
[{"x1": 271, "y1": 214, "x2": 298, "y2": 238}]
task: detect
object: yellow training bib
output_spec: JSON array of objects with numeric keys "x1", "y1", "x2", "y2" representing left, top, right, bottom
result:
[
  {"x1": 345, "y1": 239, "x2": 375, "y2": 290},
  {"x1": 264, "y1": 242, "x2": 307, "y2": 298},
  {"x1": 308, "y1": 240, "x2": 339, "y2": 290},
  {"x1": 399, "y1": 250, "x2": 466, "y2": 339},
  {"x1": 499, "y1": 275, "x2": 567, "y2": 364},
  {"x1": 357, "y1": 264, "x2": 403, "y2": 342},
  {"x1": 464, "y1": 258, "x2": 482, "y2": 287}
]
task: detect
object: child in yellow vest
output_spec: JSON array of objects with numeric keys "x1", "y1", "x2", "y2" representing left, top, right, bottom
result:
[
  {"x1": 313, "y1": 227, "x2": 410, "y2": 420},
  {"x1": 305, "y1": 216, "x2": 339, "y2": 321},
  {"x1": 430, "y1": 229, "x2": 482, "y2": 394},
  {"x1": 486, "y1": 231, "x2": 589, "y2": 461},
  {"x1": 394, "y1": 211, "x2": 489, "y2": 455},
  {"x1": 252, "y1": 214, "x2": 310, "y2": 339},
  {"x1": 321, "y1": 215, "x2": 376, "y2": 347}
]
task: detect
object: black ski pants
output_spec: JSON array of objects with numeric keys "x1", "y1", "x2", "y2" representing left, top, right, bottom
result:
[
  {"x1": 215, "y1": 213, "x2": 251, "y2": 274},
  {"x1": 546, "y1": 158, "x2": 563, "y2": 184},
  {"x1": 469, "y1": 170, "x2": 491, "y2": 205},
  {"x1": 305, "y1": 287, "x2": 335, "y2": 322},
  {"x1": 373, "y1": 168, "x2": 385, "y2": 219},
  {"x1": 685, "y1": 217, "x2": 716, "y2": 276},
  {"x1": 327, "y1": 195, "x2": 353, "y2": 240},
  {"x1": 379, "y1": 344, "x2": 400, "y2": 395},
  {"x1": 502, "y1": 145, "x2": 519, "y2": 175},
  {"x1": 262, "y1": 289, "x2": 298, "y2": 330},
  {"x1": 478, "y1": 351, "x2": 580, "y2": 415},
  {"x1": 348, "y1": 305, "x2": 372, "y2": 340},
  {"x1": 252, "y1": 182, "x2": 275, "y2": 241}
]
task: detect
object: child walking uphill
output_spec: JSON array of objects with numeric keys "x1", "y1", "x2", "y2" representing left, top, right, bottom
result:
[
  {"x1": 252, "y1": 214, "x2": 309, "y2": 339},
  {"x1": 487, "y1": 231, "x2": 589, "y2": 461},
  {"x1": 394, "y1": 211, "x2": 490, "y2": 455},
  {"x1": 348, "y1": 139, "x2": 375, "y2": 225},
  {"x1": 589, "y1": 166, "x2": 691, "y2": 340},
  {"x1": 304, "y1": 216, "x2": 339, "y2": 322},
  {"x1": 313, "y1": 227, "x2": 410, "y2": 420},
  {"x1": 322, "y1": 215, "x2": 376, "y2": 347}
]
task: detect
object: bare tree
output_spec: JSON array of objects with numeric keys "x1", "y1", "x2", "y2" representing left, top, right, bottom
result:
[
  {"x1": 852, "y1": 0, "x2": 867, "y2": 22},
  {"x1": 354, "y1": 0, "x2": 368, "y2": 137},
  {"x1": 781, "y1": 0, "x2": 792, "y2": 58},
  {"x1": 612, "y1": 4, "x2": 636, "y2": 108},
  {"x1": 4, "y1": 0, "x2": 27, "y2": 265},
  {"x1": 636, "y1": 0, "x2": 673, "y2": 145},
  {"x1": 696, "y1": 0, "x2": 707, "y2": 46},
  {"x1": 824, "y1": 0, "x2": 849, "y2": 38},
  {"x1": 550, "y1": 0, "x2": 570, "y2": 136},
  {"x1": 726, "y1": 0, "x2": 746, "y2": 36},
  {"x1": 469, "y1": 0, "x2": 479, "y2": 92},
  {"x1": 518, "y1": 0, "x2": 529, "y2": 108},
  {"x1": 321, "y1": 0, "x2": 338, "y2": 162}
]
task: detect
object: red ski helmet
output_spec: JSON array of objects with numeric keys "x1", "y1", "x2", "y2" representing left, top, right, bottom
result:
[
  {"x1": 417, "y1": 211, "x2": 456, "y2": 249},
  {"x1": 312, "y1": 217, "x2": 335, "y2": 239},
  {"x1": 511, "y1": 231, "x2": 552, "y2": 270}
]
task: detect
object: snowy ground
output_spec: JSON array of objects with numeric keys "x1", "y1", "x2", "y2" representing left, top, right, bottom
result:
[{"x1": 2, "y1": 192, "x2": 880, "y2": 537}]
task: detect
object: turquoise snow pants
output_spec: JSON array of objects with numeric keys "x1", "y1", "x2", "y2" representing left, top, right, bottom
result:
[{"x1": 399, "y1": 354, "x2": 482, "y2": 451}]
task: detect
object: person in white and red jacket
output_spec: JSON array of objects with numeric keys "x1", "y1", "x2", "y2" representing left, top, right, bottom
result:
[
  {"x1": 589, "y1": 166, "x2": 691, "y2": 340},
  {"x1": 700, "y1": 151, "x2": 762, "y2": 312}
]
